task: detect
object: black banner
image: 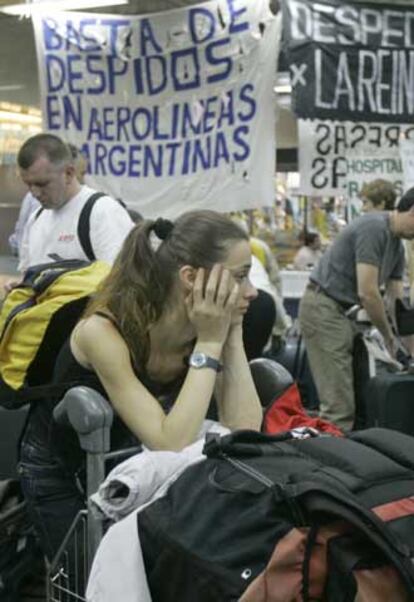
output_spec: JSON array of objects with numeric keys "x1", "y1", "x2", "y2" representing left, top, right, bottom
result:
[{"x1": 282, "y1": 0, "x2": 414, "y2": 123}]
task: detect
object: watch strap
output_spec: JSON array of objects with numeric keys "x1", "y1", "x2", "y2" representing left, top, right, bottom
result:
[{"x1": 204, "y1": 355, "x2": 223, "y2": 372}]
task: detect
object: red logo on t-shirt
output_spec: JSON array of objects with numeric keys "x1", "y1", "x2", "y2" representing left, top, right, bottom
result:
[{"x1": 58, "y1": 234, "x2": 75, "y2": 242}]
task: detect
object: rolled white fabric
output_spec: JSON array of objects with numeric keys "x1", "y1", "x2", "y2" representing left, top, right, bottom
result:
[{"x1": 90, "y1": 420, "x2": 229, "y2": 522}]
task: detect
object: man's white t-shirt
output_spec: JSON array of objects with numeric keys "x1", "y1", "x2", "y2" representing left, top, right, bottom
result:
[{"x1": 19, "y1": 186, "x2": 134, "y2": 272}]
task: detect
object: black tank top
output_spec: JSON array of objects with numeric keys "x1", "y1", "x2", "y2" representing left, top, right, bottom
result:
[
  {"x1": 23, "y1": 313, "x2": 216, "y2": 472},
  {"x1": 24, "y1": 313, "x2": 185, "y2": 471}
]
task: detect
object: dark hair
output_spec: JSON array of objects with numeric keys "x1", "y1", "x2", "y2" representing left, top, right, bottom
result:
[
  {"x1": 17, "y1": 134, "x2": 71, "y2": 169},
  {"x1": 85, "y1": 210, "x2": 249, "y2": 370},
  {"x1": 299, "y1": 229, "x2": 319, "y2": 247},
  {"x1": 304, "y1": 230, "x2": 319, "y2": 247},
  {"x1": 397, "y1": 187, "x2": 414, "y2": 213},
  {"x1": 360, "y1": 179, "x2": 396, "y2": 211},
  {"x1": 127, "y1": 208, "x2": 144, "y2": 224}
]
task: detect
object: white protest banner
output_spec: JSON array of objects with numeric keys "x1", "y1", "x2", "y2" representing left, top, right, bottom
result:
[
  {"x1": 345, "y1": 148, "x2": 402, "y2": 200},
  {"x1": 32, "y1": 1, "x2": 280, "y2": 218},
  {"x1": 399, "y1": 139, "x2": 414, "y2": 192},
  {"x1": 298, "y1": 119, "x2": 414, "y2": 197}
]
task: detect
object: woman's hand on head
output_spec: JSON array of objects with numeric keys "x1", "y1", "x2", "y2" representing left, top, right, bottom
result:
[{"x1": 186, "y1": 264, "x2": 239, "y2": 345}]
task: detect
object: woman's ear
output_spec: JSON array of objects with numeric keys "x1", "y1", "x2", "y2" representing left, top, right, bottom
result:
[{"x1": 178, "y1": 265, "x2": 197, "y2": 291}]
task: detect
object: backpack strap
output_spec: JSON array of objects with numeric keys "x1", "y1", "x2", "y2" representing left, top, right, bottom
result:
[
  {"x1": 35, "y1": 192, "x2": 125, "y2": 261},
  {"x1": 34, "y1": 207, "x2": 43, "y2": 220},
  {"x1": 77, "y1": 192, "x2": 107, "y2": 261},
  {"x1": 0, "y1": 379, "x2": 85, "y2": 409},
  {"x1": 33, "y1": 194, "x2": 101, "y2": 261}
]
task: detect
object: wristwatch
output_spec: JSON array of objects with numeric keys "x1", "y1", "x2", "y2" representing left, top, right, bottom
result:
[{"x1": 188, "y1": 352, "x2": 222, "y2": 372}]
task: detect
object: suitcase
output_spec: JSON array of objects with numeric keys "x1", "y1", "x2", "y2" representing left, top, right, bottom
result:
[
  {"x1": 364, "y1": 371, "x2": 414, "y2": 436},
  {"x1": 353, "y1": 329, "x2": 414, "y2": 431}
]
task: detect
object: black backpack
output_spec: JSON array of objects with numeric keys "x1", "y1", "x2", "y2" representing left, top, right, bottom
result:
[{"x1": 138, "y1": 428, "x2": 414, "y2": 601}]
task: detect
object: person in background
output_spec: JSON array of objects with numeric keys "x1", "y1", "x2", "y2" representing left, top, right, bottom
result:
[
  {"x1": 398, "y1": 187, "x2": 414, "y2": 304},
  {"x1": 360, "y1": 178, "x2": 396, "y2": 213},
  {"x1": 293, "y1": 230, "x2": 323, "y2": 271},
  {"x1": 8, "y1": 143, "x2": 88, "y2": 257},
  {"x1": 358, "y1": 180, "x2": 399, "y2": 308},
  {"x1": 16, "y1": 134, "x2": 133, "y2": 273},
  {"x1": 250, "y1": 235, "x2": 282, "y2": 294},
  {"x1": 18, "y1": 210, "x2": 263, "y2": 560},
  {"x1": 67, "y1": 143, "x2": 88, "y2": 184},
  {"x1": 232, "y1": 216, "x2": 291, "y2": 353},
  {"x1": 242, "y1": 255, "x2": 277, "y2": 360},
  {"x1": 249, "y1": 237, "x2": 291, "y2": 344},
  {"x1": 8, "y1": 193, "x2": 40, "y2": 257},
  {"x1": 299, "y1": 195, "x2": 414, "y2": 432}
]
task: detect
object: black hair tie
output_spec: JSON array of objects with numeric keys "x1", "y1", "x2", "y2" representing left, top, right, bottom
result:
[{"x1": 152, "y1": 218, "x2": 174, "y2": 240}]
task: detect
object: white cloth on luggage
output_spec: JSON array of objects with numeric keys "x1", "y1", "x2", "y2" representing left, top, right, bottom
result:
[
  {"x1": 362, "y1": 329, "x2": 404, "y2": 373},
  {"x1": 86, "y1": 421, "x2": 230, "y2": 602},
  {"x1": 86, "y1": 511, "x2": 151, "y2": 602},
  {"x1": 90, "y1": 420, "x2": 229, "y2": 521}
]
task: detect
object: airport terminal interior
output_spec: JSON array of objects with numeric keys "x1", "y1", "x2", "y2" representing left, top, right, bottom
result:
[{"x1": 1, "y1": 0, "x2": 414, "y2": 600}]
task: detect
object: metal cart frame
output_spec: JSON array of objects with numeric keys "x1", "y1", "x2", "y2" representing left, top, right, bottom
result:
[
  {"x1": 47, "y1": 386, "x2": 114, "y2": 602},
  {"x1": 45, "y1": 357, "x2": 287, "y2": 601}
]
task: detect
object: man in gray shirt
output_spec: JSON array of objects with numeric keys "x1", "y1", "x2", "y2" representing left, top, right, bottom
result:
[{"x1": 299, "y1": 192, "x2": 414, "y2": 431}]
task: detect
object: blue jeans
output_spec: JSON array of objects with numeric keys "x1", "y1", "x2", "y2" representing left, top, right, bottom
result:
[{"x1": 18, "y1": 437, "x2": 85, "y2": 562}]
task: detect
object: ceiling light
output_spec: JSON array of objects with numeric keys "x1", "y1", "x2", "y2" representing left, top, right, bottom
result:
[
  {"x1": 0, "y1": 110, "x2": 42, "y2": 124},
  {"x1": 274, "y1": 71, "x2": 292, "y2": 95},
  {"x1": 0, "y1": 101, "x2": 41, "y2": 116},
  {"x1": 0, "y1": 0, "x2": 128, "y2": 16},
  {"x1": 273, "y1": 84, "x2": 292, "y2": 95},
  {"x1": 0, "y1": 85, "x2": 24, "y2": 91},
  {"x1": 0, "y1": 102, "x2": 42, "y2": 126}
]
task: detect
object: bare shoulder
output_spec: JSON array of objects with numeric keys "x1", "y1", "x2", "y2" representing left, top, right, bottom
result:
[{"x1": 72, "y1": 314, "x2": 129, "y2": 363}]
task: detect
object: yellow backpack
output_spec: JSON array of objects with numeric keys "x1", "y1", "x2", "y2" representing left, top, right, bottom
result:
[{"x1": 0, "y1": 259, "x2": 110, "y2": 408}]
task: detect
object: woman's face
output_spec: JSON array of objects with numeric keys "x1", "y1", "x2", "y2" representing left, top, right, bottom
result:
[{"x1": 221, "y1": 240, "x2": 257, "y2": 315}]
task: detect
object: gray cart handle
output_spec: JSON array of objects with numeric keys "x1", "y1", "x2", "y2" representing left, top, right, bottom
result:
[
  {"x1": 54, "y1": 386, "x2": 115, "y2": 565},
  {"x1": 53, "y1": 386, "x2": 114, "y2": 454}
]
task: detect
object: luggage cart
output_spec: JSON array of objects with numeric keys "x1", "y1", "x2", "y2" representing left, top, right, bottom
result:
[
  {"x1": 47, "y1": 386, "x2": 114, "y2": 602},
  {"x1": 46, "y1": 358, "x2": 288, "y2": 601}
]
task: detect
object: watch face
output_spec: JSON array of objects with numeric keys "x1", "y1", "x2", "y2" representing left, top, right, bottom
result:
[
  {"x1": 190, "y1": 352, "x2": 206, "y2": 368},
  {"x1": 189, "y1": 353, "x2": 222, "y2": 372}
]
